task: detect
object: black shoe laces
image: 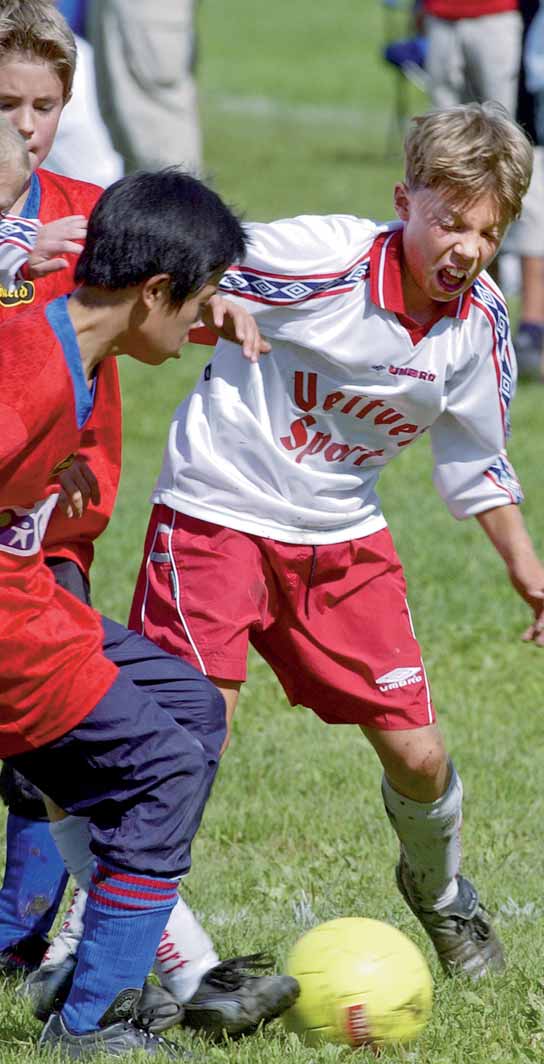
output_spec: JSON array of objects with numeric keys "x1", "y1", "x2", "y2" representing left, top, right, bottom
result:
[{"x1": 204, "y1": 953, "x2": 274, "y2": 990}]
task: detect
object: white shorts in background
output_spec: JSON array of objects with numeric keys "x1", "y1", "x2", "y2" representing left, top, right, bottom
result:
[{"x1": 504, "y1": 146, "x2": 544, "y2": 259}]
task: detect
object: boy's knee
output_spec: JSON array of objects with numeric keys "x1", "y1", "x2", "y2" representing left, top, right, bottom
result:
[{"x1": 400, "y1": 740, "x2": 447, "y2": 783}]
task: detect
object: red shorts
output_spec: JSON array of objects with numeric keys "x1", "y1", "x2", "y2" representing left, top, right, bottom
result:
[{"x1": 129, "y1": 506, "x2": 435, "y2": 730}]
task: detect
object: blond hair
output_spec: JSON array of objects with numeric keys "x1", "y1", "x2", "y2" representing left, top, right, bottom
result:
[
  {"x1": 404, "y1": 101, "x2": 533, "y2": 225},
  {"x1": 0, "y1": 0, "x2": 76, "y2": 99},
  {"x1": 0, "y1": 113, "x2": 30, "y2": 182}
]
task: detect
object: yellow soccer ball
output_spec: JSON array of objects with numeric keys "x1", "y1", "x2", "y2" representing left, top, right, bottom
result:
[{"x1": 283, "y1": 917, "x2": 432, "y2": 1050}]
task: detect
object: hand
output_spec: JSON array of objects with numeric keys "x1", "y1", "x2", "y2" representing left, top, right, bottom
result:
[
  {"x1": 57, "y1": 457, "x2": 100, "y2": 519},
  {"x1": 202, "y1": 295, "x2": 271, "y2": 363},
  {"x1": 27, "y1": 215, "x2": 87, "y2": 278},
  {"x1": 508, "y1": 556, "x2": 544, "y2": 646}
]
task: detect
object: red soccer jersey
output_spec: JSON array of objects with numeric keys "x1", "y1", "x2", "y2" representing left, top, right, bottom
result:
[
  {"x1": 0, "y1": 169, "x2": 122, "y2": 576},
  {"x1": 423, "y1": 1, "x2": 518, "y2": 17},
  {"x1": 0, "y1": 298, "x2": 118, "y2": 757}
]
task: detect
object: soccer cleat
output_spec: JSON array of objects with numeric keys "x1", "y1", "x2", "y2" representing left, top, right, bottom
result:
[
  {"x1": 182, "y1": 953, "x2": 300, "y2": 1038},
  {"x1": 396, "y1": 858, "x2": 505, "y2": 980},
  {"x1": 19, "y1": 953, "x2": 76, "y2": 1020},
  {"x1": 0, "y1": 933, "x2": 49, "y2": 977},
  {"x1": 136, "y1": 981, "x2": 185, "y2": 1033},
  {"x1": 39, "y1": 988, "x2": 183, "y2": 1059}
]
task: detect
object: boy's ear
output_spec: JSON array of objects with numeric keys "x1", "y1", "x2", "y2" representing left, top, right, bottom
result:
[
  {"x1": 394, "y1": 182, "x2": 410, "y2": 221},
  {"x1": 141, "y1": 274, "x2": 171, "y2": 308}
]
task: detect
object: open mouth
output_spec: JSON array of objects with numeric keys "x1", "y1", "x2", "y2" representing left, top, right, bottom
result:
[{"x1": 437, "y1": 266, "x2": 468, "y2": 293}]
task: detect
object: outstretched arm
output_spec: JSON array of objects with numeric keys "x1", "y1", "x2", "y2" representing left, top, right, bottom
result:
[
  {"x1": 199, "y1": 294, "x2": 271, "y2": 362},
  {"x1": 476, "y1": 504, "x2": 544, "y2": 645}
]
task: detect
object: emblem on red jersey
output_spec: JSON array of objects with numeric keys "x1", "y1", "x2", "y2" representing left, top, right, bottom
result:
[
  {"x1": 0, "y1": 497, "x2": 58, "y2": 556},
  {"x1": 0, "y1": 281, "x2": 35, "y2": 307}
]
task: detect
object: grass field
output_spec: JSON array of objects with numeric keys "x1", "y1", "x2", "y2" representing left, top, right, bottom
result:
[{"x1": 1, "y1": 2, "x2": 544, "y2": 1062}]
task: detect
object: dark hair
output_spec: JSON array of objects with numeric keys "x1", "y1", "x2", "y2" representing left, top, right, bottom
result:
[{"x1": 75, "y1": 169, "x2": 247, "y2": 303}]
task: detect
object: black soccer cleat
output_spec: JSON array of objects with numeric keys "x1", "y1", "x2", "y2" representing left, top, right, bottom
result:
[
  {"x1": 136, "y1": 980, "x2": 185, "y2": 1033},
  {"x1": 396, "y1": 858, "x2": 505, "y2": 980},
  {"x1": 0, "y1": 933, "x2": 49, "y2": 977},
  {"x1": 182, "y1": 953, "x2": 300, "y2": 1039},
  {"x1": 39, "y1": 987, "x2": 186, "y2": 1059}
]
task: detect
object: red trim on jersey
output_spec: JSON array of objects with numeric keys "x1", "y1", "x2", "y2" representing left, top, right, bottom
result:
[
  {"x1": 483, "y1": 469, "x2": 517, "y2": 504},
  {"x1": 368, "y1": 229, "x2": 474, "y2": 342},
  {"x1": 369, "y1": 229, "x2": 472, "y2": 343},
  {"x1": 471, "y1": 286, "x2": 509, "y2": 439},
  {"x1": 225, "y1": 253, "x2": 371, "y2": 284}
]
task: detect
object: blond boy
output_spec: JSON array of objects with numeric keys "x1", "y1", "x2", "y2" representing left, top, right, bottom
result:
[{"x1": 130, "y1": 102, "x2": 544, "y2": 982}]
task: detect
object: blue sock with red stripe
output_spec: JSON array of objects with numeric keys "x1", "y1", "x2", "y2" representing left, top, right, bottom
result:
[
  {"x1": 0, "y1": 814, "x2": 68, "y2": 950},
  {"x1": 61, "y1": 861, "x2": 179, "y2": 1034}
]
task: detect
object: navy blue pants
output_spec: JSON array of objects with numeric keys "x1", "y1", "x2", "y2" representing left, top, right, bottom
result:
[{"x1": 7, "y1": 572, "x2": 226, "y2": 878}]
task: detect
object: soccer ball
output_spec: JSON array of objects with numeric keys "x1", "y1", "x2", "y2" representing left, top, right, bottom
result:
[{"x1": 282, "y1": 917, "x2": 432, "y2": 1050}]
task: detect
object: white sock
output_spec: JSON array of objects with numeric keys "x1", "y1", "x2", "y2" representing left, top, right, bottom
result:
[
  {"x1": 49, "y1": 815, "x2": 95, "y2": 890},
  {"x1": 50, "y1": 817, "x2": 219, "y2": 999},
  {"x1": 153, "y1": 897, "x2": 219, "y2": 1003},
  {"x1": 42, "y1": 816, "x2": 95, "y2": 969},
  {"x1": 381, "y1": 762, "x2": 463, "y2": 911},
  {"x1": 41, "y1": 884, "x2": 88, "y2": 967}
]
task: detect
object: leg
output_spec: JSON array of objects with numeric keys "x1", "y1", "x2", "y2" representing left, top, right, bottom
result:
[
  {"x1": 508, "y1": 148, "x2": 544, "y2": 379},
  {"x1": 0, "y1": 767, "x2": 67, "y2": 971},
  {"x1": 424, "y1": 17, "x2": 464, "y2": 108},
  {"x1": 88, "y1": 0, "x2": 202, "y2": 173},
  {"x1": 0, "y1": 559, "x2": 90, "y2": 974},
  {"x1": 463, "y1": 12, "x2": 522, "y2": 113},
  {"x1": 9, "y1": 665, "x2": 219, "y2": 1049},
  {"x1": 362, "y1": 722, "x2": 504, "y2": 979},
  {"x1": 211, "y1": 680, "x2": 241, "y2": 755},
  {"x1": 240, "y1": 528, "x2": 505, "y2": 982}
]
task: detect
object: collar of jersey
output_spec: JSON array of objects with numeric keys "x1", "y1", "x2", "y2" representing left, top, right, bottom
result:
[
  {"x1": 369, "y1": 227, "x2": 472, "y2": 337},
  {"x1": 19, "y1": 171, "x2": 41, "y2": 219},
  {"x1": 45, "y1": 295, "x2": 95, "y2": 428}
]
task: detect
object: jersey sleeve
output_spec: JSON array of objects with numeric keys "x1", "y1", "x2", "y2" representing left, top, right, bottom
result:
[
  {"x1": 218, "y1": 214, "x2": 374, "y2": 337},
  {"x1": 430, "y1": 325, "x2": 523, "y2": 519},
  {"x1": 0, "y1": 402, "x2": 28, "y2": 467},
  {"x1": 0, "y1": 214, "x2": 41, "y2": 290}
]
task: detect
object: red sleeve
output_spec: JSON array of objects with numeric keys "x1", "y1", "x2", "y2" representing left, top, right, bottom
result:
[
  {"x1": 188, "y1": 325, "x2": 219, "y2": 346},
  {"x1": 0, "y1": 403, "x2": 28, "y2": 466},
  {"x1": 0, "y1": 172, "x2": 104, "y2": 325}
]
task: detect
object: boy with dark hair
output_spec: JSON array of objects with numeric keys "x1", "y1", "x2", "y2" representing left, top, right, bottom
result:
[
  {"x1": 129, "y1": 101, "x2": 544, "y2": 988},
  {"x1": 0, "y1": 166, "x2": 298, "y2": 1056}
]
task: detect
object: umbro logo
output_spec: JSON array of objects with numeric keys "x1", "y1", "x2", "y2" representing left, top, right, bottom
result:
[{"x1": 377, "y1": 666, "x2": 422, "y2": 692}]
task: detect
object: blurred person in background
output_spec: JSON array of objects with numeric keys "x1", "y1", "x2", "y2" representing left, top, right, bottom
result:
[
  {"x1": 507, "y1": 0, "x2": 544, "y2": 378},
  {"x1": 45, "y1": 0, "x2": 123, "y2": 187},
  {"x1": 87, "y1": 0, "x2": 202, "y2": 174},
  {"x1": 421, "y1": 1, "x2": 522, "y2": 114}
]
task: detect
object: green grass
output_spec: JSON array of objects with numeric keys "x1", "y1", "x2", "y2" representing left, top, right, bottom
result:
[{"x1": 2, "y1": 2, "x2": 544, "y2": 1061}]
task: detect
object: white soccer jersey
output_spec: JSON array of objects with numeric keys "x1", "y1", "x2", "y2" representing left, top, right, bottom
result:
[
  {"x1": 0, "y1": 213, "x2": 41, "y2": 291},
  {"x1": 153, "y1": 215, "x2": 522, "y2": 544}
]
